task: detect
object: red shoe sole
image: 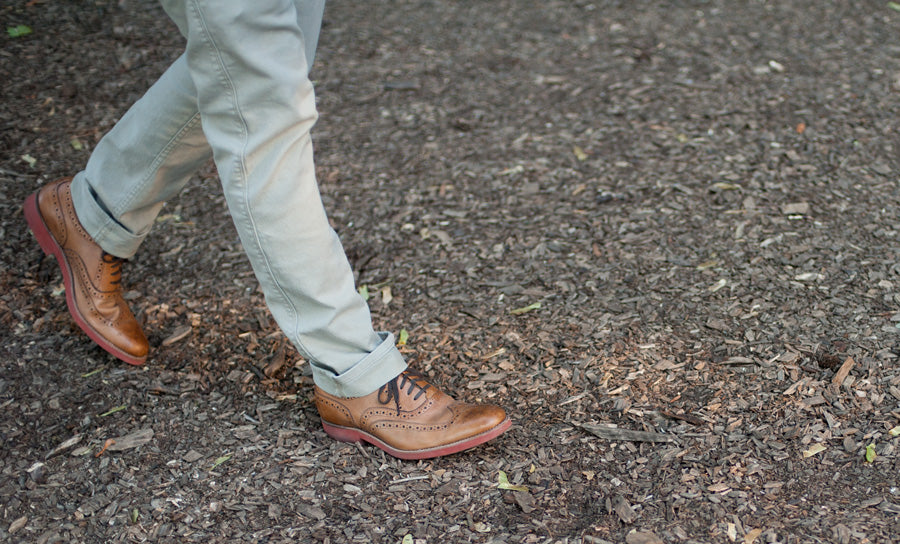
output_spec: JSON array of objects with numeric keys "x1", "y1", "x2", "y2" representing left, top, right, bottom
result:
[
  {"x1": 24, "y1": 192, "x2": 146, "y2": 366},
  {"x1": 321, "y1": 417, "x2": 512, "y2": 460}
]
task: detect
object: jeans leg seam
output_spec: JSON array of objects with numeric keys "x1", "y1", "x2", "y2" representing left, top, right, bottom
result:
[{"x1": 189, "y1": 0, "x2": 309, "y2": 359}]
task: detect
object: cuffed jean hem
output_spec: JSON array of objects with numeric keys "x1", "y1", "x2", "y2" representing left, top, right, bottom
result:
[
  {"x1": 71, "y1": 172, "x2": 146, "y2": 259},
  {"x1": 311, "y1": 331, "x2": 408, "y2": 398}
]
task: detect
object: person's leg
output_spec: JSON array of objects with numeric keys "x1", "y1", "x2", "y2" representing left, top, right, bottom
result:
[
  {"x1": 70, "y1": 53, "x2": 212, "y2": 259},
  {"x1": 27, "y1": 0, "x2": 510, "y2": 458},
  {"x1": 162, "y1": 0, "x2": 407, "y2": 397},
  {"x1": 28, "y1": 1, "x2": 320, "y2": 363},
  {"x1": 69, "y1": 0, "x2": 325, "y2": 258}
]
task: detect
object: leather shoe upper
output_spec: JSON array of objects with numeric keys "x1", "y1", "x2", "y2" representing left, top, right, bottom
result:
[
  {"x1": 315, "y1": 369, "x2": 509, "y2": 456},
  {"x1": 29, "y1": 178, "x2": 148, "y2": 364}
]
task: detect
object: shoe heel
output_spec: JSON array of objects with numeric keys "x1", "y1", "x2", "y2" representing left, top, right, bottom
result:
[
  {"x1": 321, "y1": 422, "x2": 362, "y2": 444},
  {"x1": 23, "y1": 193, "x2": 55, "y2": 257}
]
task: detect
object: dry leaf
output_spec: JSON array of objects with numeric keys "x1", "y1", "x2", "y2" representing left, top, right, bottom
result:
[
  {"x1": 497, "y1": 471, "x2": 529, "y2": 492},
  {"x1": 510, "y1": 302, "x2": 541, "y2": 315},
  {"x1": 865, "y1": 444, "x2": 876, "y2": 463}
]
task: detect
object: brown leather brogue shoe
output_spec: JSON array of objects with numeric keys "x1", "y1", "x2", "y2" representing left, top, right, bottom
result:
[
  {"x1": 24, "y1": 177, "x2": 149, "y2": 365},
  {"x1": 315, "y1": 369, "x2": 511, "y2": 459}
]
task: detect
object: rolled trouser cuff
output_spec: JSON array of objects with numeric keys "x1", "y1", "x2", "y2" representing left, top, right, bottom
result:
[
  {"x1": 311, "y1": 332, "x2": 408, "y2": 398},
  {"x1": 70, "y1": 172, "x2": 146, "y2": 259}
]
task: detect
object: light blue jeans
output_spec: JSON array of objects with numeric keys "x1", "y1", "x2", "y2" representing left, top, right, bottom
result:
[{"x1": 69, "y1": 0, "x2": 407, "y2": 397}]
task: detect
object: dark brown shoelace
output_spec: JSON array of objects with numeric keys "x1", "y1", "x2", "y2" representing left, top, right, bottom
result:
[
  {"x1": 101, "y1": 252, "x2": 123, "y2": 286},
  {"x1": 377, "y1": 369, "x2": 432, "y2": 415}
]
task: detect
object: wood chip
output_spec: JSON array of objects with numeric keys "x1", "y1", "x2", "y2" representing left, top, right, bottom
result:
[
  {"x1": 584, "y1": 537, "x2": 615, "y2": 544},
  {"x1": 513, "y1": 491, "x2": 536, "y2": 514},
  {"x1": 183, "y1": 449, "x2": 203, "y2": 463},
  {"x1": 719, "y1": 356, "x2": 757, "y2": 366},
  {"x1": 652, "y1": 359, "x2": 685, "y2": 371},
  {"x1": 802, "y1": 395, "x2": 827, "y2": 407},
  {"x1": 580, "y1": 423, "x2": 674, "y2": 443},
  {"x1": 659, "y1": 409, "x2": 705, "y2": 426},
  {"x1": 705, "y1": 318, "x2": 729, "y2": 331},
  {"x1": 46, "y1": 434, "x2": 82, "y2": 459},
  {"x1": 744, "y1": 528, "x2": 763, "y2": 544},
  {"x1": 783, "y1": 377, "x2": 808, "y2": 396},
  {"x1": 611, "y1": 494, "x2": 637, "y2": 523},
  {"x1": 264, "y1": 345, "x2": 286, "y2": 377},
  {"x1": 559, "y1": 392, "x2": 590, "y2": 406},
  {"x1": 107, "y1": 428, "x2": 154, "y2": 451},
  {"x1": 162, "y1": 325, "x2": 192, "y2": 346},
  {"x1": 781, "y1": 202, "x2": 810, "y2": 215},
  {"x1": 296, "y1": 504, "x2": 326, "y2": 520},
  {"x1": 8, "y1": 516, "x2": 27, "y2": 534},
  {"x1": 889, "y1": 387, "x2": 900, "y2": 402},
  {"x1": 833, "y1": 524, "x2": 851, "y2": 544},
  {"x1": 625, "y1": 530, "x2": 663, "y2": 544},
  {"x1": 802, "y1": 443, "x2": 826, "y2": 458},
  {"x1": 832, "y1": 357, "x2": 855, "y2": 387},
  {"x1": 860, "y1": 496, "x2": 884, "y2": 509}
]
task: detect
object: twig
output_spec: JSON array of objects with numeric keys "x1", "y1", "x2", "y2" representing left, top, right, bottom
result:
[
  {"x1": 95, "y1": 439, "x2": 115, "y2": 458},
  {"x1": 390, "y1": 475, "x2": 430, "y2": 484},
  {"x1": 559, "y1": 392, "x2": 590, "y2": 406},
  {"x1": 659, "y1": 409, "x2": 705, "y2": 426},
  {"x1": 578, "y1": 423, "x2": 674, "y2": 443},
  {"x1": 717, "y1": 356, "x2": 758, "y2": 366}
]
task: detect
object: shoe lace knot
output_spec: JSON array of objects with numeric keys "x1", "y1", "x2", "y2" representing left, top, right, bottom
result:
[{"x1": 377, "y1": 369, "x2": 432, "y2": 415}]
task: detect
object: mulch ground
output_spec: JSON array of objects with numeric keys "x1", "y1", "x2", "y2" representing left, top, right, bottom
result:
[{"x1": 2, "y1": 1, "x2": 899, "y2": 543}]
